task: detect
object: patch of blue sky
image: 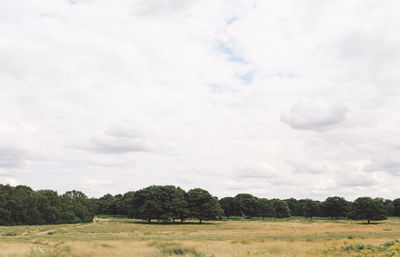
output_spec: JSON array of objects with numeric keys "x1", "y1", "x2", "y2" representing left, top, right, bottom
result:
[
  {"x1": 240, "y1": 71, "x2": 253, "y2": 84},
  {"x1": 227, "y1": 17, "x2": 239, "y2": 25},
  {"x1": 67, "y1": 0, "x2": 80, "y2": 4},
  {"x1": 217, "y1": 41, "x2": 246, "y2": 63},
  {"x1": 207, "y1": 84, "x2": 223, "y2": 93}
]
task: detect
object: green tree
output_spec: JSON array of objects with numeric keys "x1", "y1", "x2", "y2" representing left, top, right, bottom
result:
[
  {"x1": 129, "y1": 185, "x2": 189, "y2": 223},
  {"x1": 393, "y1": 198, "x2": 400, "y2": 216},
  {"x1": 284, "y1": 198, "x2": 303, "y2": 216},
  {"x1": 273, "y1": 199, "x2": 291, "y2": 218},
  {"x1": 256, "y1": 198, "x2": 275, "y2": 218},
  {"x1": 323, "y1": 196, "x2": 348, "y2": 219},
  {"x1": 349, "y1": 197, "x2": 386, "y2": 224},
  {"x1": 384, "y1": 199, "x2": 395, "y2": 216},
  {"x1": 233, "y1": 193, "x2": 259, "y2": 218},
  {"x1": 303, "y1": 199, "x2": 319, "y2": 219},
  {"x1": 219, "y1": 197, "x2": 236, "y2": 217},
  {"x1": 187, "y1": 188, "x2": 223, "y2": 223}
]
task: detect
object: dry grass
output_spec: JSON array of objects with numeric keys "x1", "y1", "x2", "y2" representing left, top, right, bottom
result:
[{"x1": 0, "y1": 217, "x2": 399, "y2": 256}]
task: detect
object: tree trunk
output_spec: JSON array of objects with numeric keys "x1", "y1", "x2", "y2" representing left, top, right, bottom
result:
[
  {"x1": 199, "y1": 218, "x2": 202, "y2": 224},
  {"x1": 148, "y1": 218, "x2": 151, "y2": 224},
  {"x1": 172, "y1": 218, "x2": 175, "y2": 223},
  {"x1": 368, "y1": 219, "x2": 370, "y2": 224},
  {"x1": 181, "y1": 219, "x2": 184, "y2": 224}
]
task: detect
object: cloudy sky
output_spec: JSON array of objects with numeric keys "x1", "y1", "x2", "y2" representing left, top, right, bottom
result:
[{"x1": 1, "y1": 0, "x2": 400, "y2": 200}]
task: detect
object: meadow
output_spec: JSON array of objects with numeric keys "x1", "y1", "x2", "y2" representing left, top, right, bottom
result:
[{"x1": 1, "y1": 217, "x2": 400, "y2": 257}]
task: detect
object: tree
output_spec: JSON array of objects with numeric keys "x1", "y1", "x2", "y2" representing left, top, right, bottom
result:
[
  {"x1": 97, "y1": 194, "x2": 119, "y2": 216},
  {"x1": 220, "y1": 197, "x2": 236, "y2": 217},
  {"x1": 273, "y1": 199, "x2": 291, "y2": 218},
  {"x1": 349, "y1": 197, "x2": 386, "y2": 224},
  {"x1": 393, "y1": 198, "x2": 400, "y2": 216},
  {"x1": 384, "y1": 199, "x2": 395, "y2": 216},
  {"x1": 284, "y1": 198, "x2": 303, "y2": 216},
  {"x1": 129, "y1": 185, "x2": 189, "y2": 223},
  {"x1": 187, "y1": 188, "x2": 223, "y2": 223},
  {"x1": 256, "y1": 198, "x2": 275, "y2": 219},
  {"x1": 233, "y1": 194, "x2": 259, "y2": 218},
  {"x1": 172, "y1": 187, "x2": 189, "y2": 223},
  {"x1": 122, "y1": 191, "x2": 136, "y2": 218},
  {"x1": 303, "y1": 199, "x2": 320, "y2": 219},
  {"x1": 323, "y1": 196, "x2": 348, "y2": 219}
]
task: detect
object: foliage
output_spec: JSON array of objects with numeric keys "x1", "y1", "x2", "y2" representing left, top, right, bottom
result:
[
  {"x1": 2, "y1": 183, "x2": 399, "y2": 225},
  {"x1": 187, "y1": 188, "x2": 224, "y2": 223},
  {"x1": 320, "y1": 240, "x2": 400, "y2": 257},
  {"x1": 219, "y1": 197, "x2": 236, "y2": 217},
  {"x1": 256, "y1": 198, "x2": 275, "y2": 218},
  {"x1": 323, "y1": 196, "x2": 348, "y2": 219},
  {"x1": 303, "y1": 199, "x2": 320, "y2": 219},
  {"x1": 272, "y1": 199, "x2": 291, "y2": 218},
  {"x1": 0, "y1": 184, "x2": 95, "y2": 225},
  {"x1": 233, "y1": 193, "x2": 259, "y2": 218},
  {"x1": 349, "y1": 197, "x2": 386, "y2": 224}
]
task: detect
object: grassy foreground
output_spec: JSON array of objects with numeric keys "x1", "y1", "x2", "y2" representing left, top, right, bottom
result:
[{"x1": 1, "y1": 217, "x2": 400, "y2": 257}]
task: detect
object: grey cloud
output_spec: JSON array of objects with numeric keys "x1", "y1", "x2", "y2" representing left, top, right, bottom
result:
[
  {"x1": 105, "y1": 124, "x2": 142, "y2": 139},
  {"x1": 86, "y1": 137, "x2": 150, "y2": 154},
  {"x1": 235, "y1": 163, "x2": 279, "y2": 179},
  {"x1": 79, "y1": 125, "x2": 152, "y2": 154},
  {"x1": 281, "y1": 101, "x2": 348, "y2": 131},
  {"x1": 131, "y1": 0, "x2": 195, "y2": 16},
  {"x1": 364, "y1": 158, "x2": 400, "y2": 175},
  {"x1": 0, "y1": 146, "x2": 29, "y2": 168},
  {"x1": 288, "y1": 161, "x2": 327, "y2": 174},
  {"x1": 335, "y1": 172, "x2": 379, "y2": 187}
]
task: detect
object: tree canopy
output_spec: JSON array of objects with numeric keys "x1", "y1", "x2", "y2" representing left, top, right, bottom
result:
[
  {"x1": 349, "y1": 197, "x2": 386, "y2": 224},
  {"x1": 1, "y1": 183, "x2": 398, "y2": 225}
]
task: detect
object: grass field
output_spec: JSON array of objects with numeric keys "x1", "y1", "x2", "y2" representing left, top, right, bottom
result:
[{"x1": 1, "y1": 217, "x2": 400, "y2": 257}]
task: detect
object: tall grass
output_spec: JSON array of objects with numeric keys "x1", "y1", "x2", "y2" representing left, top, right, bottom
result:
[{"x1": 0, "y1": 217, "x2": 399, "y2": 256}]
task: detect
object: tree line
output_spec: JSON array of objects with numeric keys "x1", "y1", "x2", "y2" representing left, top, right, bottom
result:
[
  {"x1": 96, "y1": 189, "x2": 400, "y2": 224},
  {"x1": 219, "y1": 194, "x2": 400, "y2": 224},
  {"x1": 0, "y1": 184, "x2": 96, "y2": 225},
  {"x1": 2, "y1": 183, "x2": 400, "y2": 225}
]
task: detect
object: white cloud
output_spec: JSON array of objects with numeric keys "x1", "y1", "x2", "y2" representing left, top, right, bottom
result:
[
  {"x1": 235, "y1": 162, "x2": 279, "y2": 179},
  {"x1": 281, "y1": 100, "x2": 348, "y2": 131},
  {"x1": 0, "y1": 177, "x2": 20, "y2": 186},
  {"x1": 335, "y1": 172, "x2": 380, "y2": 187},
  {"x1": 1, "y1": 0, "x2": 400, "y2": 199}
]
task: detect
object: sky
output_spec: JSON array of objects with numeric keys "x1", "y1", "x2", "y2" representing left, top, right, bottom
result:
[{"x1": 1, "y1": 0, "x2": 400, "y2": 200}]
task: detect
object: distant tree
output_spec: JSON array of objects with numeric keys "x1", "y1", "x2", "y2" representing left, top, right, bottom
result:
[
  {"x1": 256, "y1": 198, "x2": 275, "y2": 219},
  {"x1": 62, "y1": 190, "x2": 95, "y2": 222},
  {"x1": 393, "y1": 198, "x2": 400, "y2": 216},
  {"x1": 349, "y1": 197, "x2": 386, "y2": 224},
  {"x1": 303, "y1": 199, "x2": 320, "y2": 219},
  {"x1": 273, "y1": 199, "x2": 291, "y2": 218},
  {"x1": 121, "y1": 191, "x2": 136, "y2": 218},
  {"x1": 172, "y1": 187, "x2": 189, "y2": 223},
  {"x1": 130, "y1": 187, "x2": 152, "y2": 222},
  {"x1": 384, "y1": 199, "x2": 395, "y2": 216},
  {"x1": 97, "y1": 194, "x2": 119, "y2": 216},
  {"x1": 220, "y1": 197, "x2": 236, "y2": 217},
  {"x1": 187, "y1": 188, "x2": 223, "y2": 223},
  {"x1": 233, "y1": 194, "x2": 259, "y2": 218},
  {"x1": 323, "y1": 196, "x2": 348, "y2": 219},
  {"x1": 284, "y1": 198, "x2": 303, "y2": 216},
  {"x1": 129, "y1": 185, "x2": 189, "y2": 223}
]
